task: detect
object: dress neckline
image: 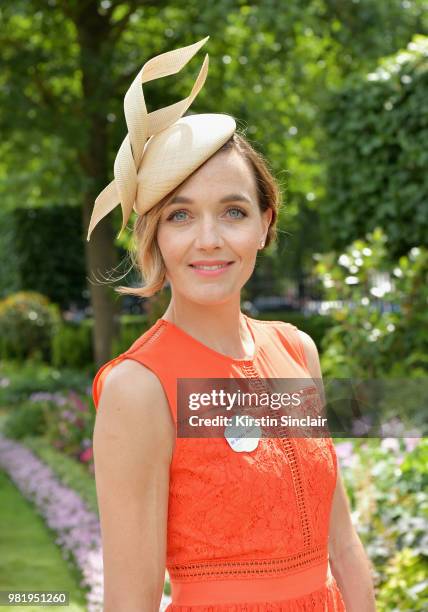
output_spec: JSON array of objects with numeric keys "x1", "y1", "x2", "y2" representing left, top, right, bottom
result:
[{"x1": 158, "y1": 313, "x2": 259, "y2": 365}]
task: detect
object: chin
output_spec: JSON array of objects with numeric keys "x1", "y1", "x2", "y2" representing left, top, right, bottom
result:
[{"x1": 184, "y1": 286, "x2": 237, "y2": 306}]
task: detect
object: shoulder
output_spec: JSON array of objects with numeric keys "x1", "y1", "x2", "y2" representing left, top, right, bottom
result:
[
  {"x1": 296, "y1": 329, "x2": 319, "y2": 357},
  {"x1": 253, "y1": 316, "x2": 321, "y2": 374},
  {"x1": 94, "y1": 359, "x2": 175, "y2": 461},
  {"x1": 247, "y1": 316, "x2": 321, "y2": 373},
  {"x1": 99, "y1": 358, "x2": 166, "y2": 407},
  {"x1": 296, "y1": 328, "x2": 322, "y2": 379}
]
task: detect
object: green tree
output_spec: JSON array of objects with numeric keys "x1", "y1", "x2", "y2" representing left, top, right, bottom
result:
[
  {"x1": 321, "y1": 35, "x2": 428, "y2": 257},
  {"x1": 1, "y1": 0, "x2": 426, "y2": 363}
]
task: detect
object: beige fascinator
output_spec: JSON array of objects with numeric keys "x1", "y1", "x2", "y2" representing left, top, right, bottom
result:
[{"x1": 86, "y1": 36, "x2": 236, "y2": 242}]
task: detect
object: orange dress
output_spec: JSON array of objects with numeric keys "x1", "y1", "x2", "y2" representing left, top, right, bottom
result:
[{"x1": 92, "y1": 315, "x2": 346, "y2": 611}]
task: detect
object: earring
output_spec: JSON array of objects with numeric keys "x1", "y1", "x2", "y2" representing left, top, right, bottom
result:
[{"x1": 259, "y1": 239, "x2": 265, "y2": 248}]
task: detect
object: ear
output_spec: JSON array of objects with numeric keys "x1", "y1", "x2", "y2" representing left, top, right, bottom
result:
[{"x1": 262, "y1": 207, "x2": 273, "y2": 238}]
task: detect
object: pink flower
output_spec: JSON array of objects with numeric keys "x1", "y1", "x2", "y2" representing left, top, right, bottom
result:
[{"x1": 80, "y1": 448, "x2": 93, "y2": 463}]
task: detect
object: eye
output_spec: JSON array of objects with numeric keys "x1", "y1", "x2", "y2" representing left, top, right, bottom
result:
[
  {"x1": 166, "y1": 209, "x2": 189, "y2": 222},
  {"x1": 226, "y1": 207, "x2": 247, "y2": 219}
]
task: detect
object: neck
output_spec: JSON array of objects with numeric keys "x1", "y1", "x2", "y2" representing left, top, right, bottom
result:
[{"x1": 161, "y1": 294, "x2": 255, "y2": 360}]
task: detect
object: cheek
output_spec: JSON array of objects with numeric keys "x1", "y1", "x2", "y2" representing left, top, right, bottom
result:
[
  {"x1": 227, "y1": 228, "x2": 261, "y2": 253},
  {"x1": 157, "y1": 228, "x2": 185, "y2": 267}
]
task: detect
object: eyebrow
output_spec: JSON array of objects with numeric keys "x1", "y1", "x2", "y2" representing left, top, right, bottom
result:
[{"x1": 167, "y1": 193, "x2": 252, "y2": 207}]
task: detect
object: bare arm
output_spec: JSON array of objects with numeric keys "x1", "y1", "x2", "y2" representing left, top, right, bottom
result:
[
  {"x1": 298, "y1": 330, "x2": 377, "y2": 611},
  {"x1": 328, "y1": 466, "x2": 377, "y2": 611},
  {"x1": 93, "y1": 359, "x2": 175, "y2": 612}
]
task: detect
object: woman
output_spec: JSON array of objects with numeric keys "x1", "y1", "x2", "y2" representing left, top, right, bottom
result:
[{"x1": 88, "y1": 38, "x2": 376, "y2": 611}]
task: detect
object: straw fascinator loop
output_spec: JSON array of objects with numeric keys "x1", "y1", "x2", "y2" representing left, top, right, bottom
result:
[{"x1": 86, "y1": 36, "x2": 236, "y2": 242}]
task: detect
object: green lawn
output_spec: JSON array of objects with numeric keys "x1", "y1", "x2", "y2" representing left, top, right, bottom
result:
[{"x1": 0, "y1": 470, "x2": 87, "y2": 611}]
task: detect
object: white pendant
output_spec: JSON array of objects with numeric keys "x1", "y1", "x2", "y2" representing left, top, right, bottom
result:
[{"x1": 224, "y1": 416, "x2": 261, "y2": 453}]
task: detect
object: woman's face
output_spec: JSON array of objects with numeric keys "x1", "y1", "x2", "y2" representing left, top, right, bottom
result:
[{"x1": 156, "y1": 149, "x2": 272, "y2": 306}]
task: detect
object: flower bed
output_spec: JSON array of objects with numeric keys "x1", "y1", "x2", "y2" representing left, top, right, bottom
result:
[
  {"x1": 0, "y1": 434, "x2": 172, "y2": 611},
  {"x1": 334, "y1": 437, "x2": 428, "y2": 610},
  {"x1": 3, "y1": 388, "x2": 96, "y2": 474}
]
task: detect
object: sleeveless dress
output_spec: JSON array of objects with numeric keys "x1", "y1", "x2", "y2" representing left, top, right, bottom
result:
[{"x1": 92, "y1": 315, "x2": 346, "y2": 611}]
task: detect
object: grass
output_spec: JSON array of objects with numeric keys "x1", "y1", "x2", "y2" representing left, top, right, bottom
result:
[{"x1": 0, "y1": 470, "x2": 87, "y2": 612}]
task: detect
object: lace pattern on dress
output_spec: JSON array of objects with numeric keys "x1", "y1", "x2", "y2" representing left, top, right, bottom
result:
[
  {"x1": 238, "y1": 362, "x2": 313, "y2": 552},
  {"x1": 168, "y1": 543, "x2": 328, "y2": 580}
]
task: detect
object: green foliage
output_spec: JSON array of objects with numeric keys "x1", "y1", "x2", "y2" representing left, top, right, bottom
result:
[
  {"x1": 313, "y1": 227, "x2": 428, "y2": 377},
  {"x1": 336, "y1": 438, "x2": 428, "y2": 610},
  {"x1": 0, "y1": 208, "x2": 20, "y2": 298},
  {"x1": 0, "y1": 205, "x2": 88, "y2": 307},
  {"x1": 392, "y1": 244, "x2": 428, "y2": 373},
  {"x1": 0, "y1": 359, "x2": 91, "y2": 408},
  {"x1": 0, "y1": 291, "x2": 61, "y2": 362},
  {"x1": 51, "y1": 322, "x2": 93, "y2": 369},
  {"x1": 322, "y1": 35, "x2": 428, "y2": 257},
  {"x1": 377, "y1": 548, "x2": 428, "y2": 611},
  {"x1": 2, "y1": 401, "x2": 46, "y2": 440}
]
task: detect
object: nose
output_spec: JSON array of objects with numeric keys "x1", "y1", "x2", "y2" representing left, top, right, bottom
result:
[{"x1": 193, "y1": 216, "x2": 224, "y2": 250}]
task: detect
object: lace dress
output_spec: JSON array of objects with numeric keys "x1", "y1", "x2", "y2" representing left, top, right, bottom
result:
[{"x1": 92, "y1": 315, "x2": 346, "y2": 611}]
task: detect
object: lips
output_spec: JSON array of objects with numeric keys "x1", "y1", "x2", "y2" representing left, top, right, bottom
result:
[
  {"x1": 190, "y1": 261, "x2": 233, "y2": 267},
  {"x1": 190, "y1": 263, "x2": 232, "y2": 270},
  {"x1": 189, "y1": 261, "x2": 235, "y2": 276}
]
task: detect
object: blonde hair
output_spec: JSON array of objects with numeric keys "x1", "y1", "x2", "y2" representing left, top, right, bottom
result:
[{"x1": 115, "y1": 131, "x2": 282, "y2": 298}]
